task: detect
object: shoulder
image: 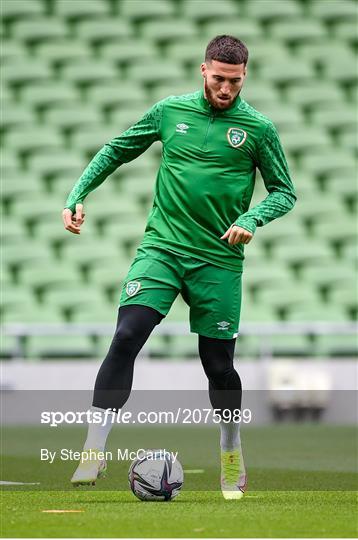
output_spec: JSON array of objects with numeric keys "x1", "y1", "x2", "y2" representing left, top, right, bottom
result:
[{"x1": 238, "y1": 99, "x2": 274, "y2": 128}]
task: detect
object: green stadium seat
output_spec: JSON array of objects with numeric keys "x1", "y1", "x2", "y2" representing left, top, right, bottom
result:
[
  {"x1": 1, "y1": 0, "x2": 44, "y2": 21},
  {"x1": 310, "y1": 0, "x2": 357, "y2": 22},
  {"x1": 1, "y1": 101, "x2": 35, "y2": 129},
  {"x1": 269, "y1": 19, "x2": 326, "y2": 44},
  {"x1": 43, "y1": 103, "x2": 102, "y2": 130},
  {"x1": 2, "y1": 284, "x2": 37, "y2": 311},
  {"x1": 257, "y1": 281, "x2": 320, "y2": 310},
  {"x1": 119, "y1": 177, "x2": 156, "y2": 206},
  {"x1": 256, "y1": 218, "x2": 304, "y2": 247},
  {"x1": 246, "y1": 0, "x2": 302, "y2": 22},
  {"x1": 27, "y1": 149, "x2": 84, "y2": 177},
  {"x1": 60, "y1": 238, "x2": 123, "y2": 268},
  {"x1": 258, "y1": 60, "x2": 315, "y2": 85},
  {"x1": 4, "y1": 241, "x2": 52, "y2": 267},
  {"x1": 329, "y1": 280, "x2": 358, "y2": 311},
  {"x1": 166, "y1": 297, "x2": 189, "y2": 323},
  {"x1": 10, "y1": 195, "x2": 62, "y2": 225},
  {"x1": 120, "y1": 0, "x2": 176, "y2": 22},
  {"x1": 83, "y1": 192, "x2": 142, "y2": 220},
  {"x1": 0, "y1": 39, "x2": 26, "y2": 62},
  {"x1": 86, "y1": 83, "x2": 148, "y2": 109},
  {"x1": 300, "y1": 148, "x2": 356, "y2": 178},
  {"x1": 44, "y1": 284, "x2": 105, "y2": 311},
  {"x1": 102, "y1": 221, "x2": 147, "y2": 250},
  {"x1": 35, "y1": 40, "x2": 90, "y2": 65},
  {"x1": 203, "y1": 19, "x2": 262, "y2": 44},
  {"x1": 2, "y1": 172, "x2": 44, "y2": 199},
  {"x1": 150, "y1": 82, "x2": 198, "y2": 103},
  {"x1": 19, "y1": 261, "x2": 82, "y2": 289},
  {"x1": 0, "y1": 334, "x2": 18, "y2": 359},
  {"x1": 75, "y1": 20, "x2": 132, "y2": 45},
  {"x1": 333, "y1": 21, "x2": 358, "y2": 45},
  {"x1": 34, "y1": 215, "x2": 99, "y2": 243},
  {"x1": 323, "y1": 169, "x2": 358, "y2": 199},
  {"x1": 1, "y1": 151, "x2": 19, "y2": 175},
  {"x1": 71, "y1": 126, "x2": 125, "y2": 155},
  {"x1": 71, "y1": 304, "x2": 116, "y2": 324},
  {"x1": 323, "y1": 57, "x2": 358, "y2": 84},
  {"x1": 55, "y1": 0, "x2": 109, "y2": 20},
  {"x1": 312, "y1": 102, "x2": 355, "y2": 131},
  {"x1": 5, "y1": 126, "x2": 63, "y2": 155},
  {"x1": 109, "y1": 105, "x2": 150, "y2": 131},
  {"x1": 165, "y1": 39, "x2": 207, "y2": 68},
  {"x1": 299, "y1": 262, "x2": 355, "y2": 290},
  {"x1": 293, "y1": 196, "x2": 347, "y2": 223},
  {"x1": 242, "y1": 262, "x2": 289, "y2": 292},
  {"x1": 20, "y1": 81, "x2": 79, "y2": 108},
  {"x1": 338, "y1": 128, "x2": 358, "y2": 154},
  {"x1": 61, "y1": 60, "x2": 118, "y2": 86},
  {"x1": 140, "y1": 20, "x2": 197, "y2": 45},
  {"x1": 286, "y1": 81, "x2": 343, "y2": 109},
  {"x1": 26, "y1": 335, "x2": 95, "y2": 358},
  {"x1": 272, "y1": 238, "x2": 333, "y2": 266},
  {"x1": 89, "y1": 263, "x2": 130, "y2": 291},
  {"x1": 11, "y1": 18, "x2": 69, "y2": 45},
  {"x1": 181, "y1": 0, "x2": 238, "y2": 22},
  {"x1": 0, "y1": 217, "x2": 26, "y2": 244},
  {"x1": 280, "y1": 128, "x2": 330, "y2": 155},
  {"x1": 315, "y1": 334, "x2": 357, "y2": 358},
  {"x1": 2, "y1": 59, "x2": 52, "y2": 87},
  {"x1": 2, "y1": 304, "x2": 64, "y2": 323},
  {"x1": 254, "y1": 105, "x2": 303, "y2": 131},
  {"x1": 126, "y1": 59, "x2": 186, "y2": 87},
  {"x1": 295, "y1": 41, "x2": 354, "y2": 67},
  {"x1": 99, "y1": 40, "x2": 158, "y2": 66},
  {"x1": 240, "y1": 303, "x2": 277, "y2": 323},
  {"x1": 265, "y1": 334, "x2": 313, "y2": 357}
]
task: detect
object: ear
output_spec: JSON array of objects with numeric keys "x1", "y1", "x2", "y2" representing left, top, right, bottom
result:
[{"x1": 200, "y1": 62, "x2": 207, "y2": 78}]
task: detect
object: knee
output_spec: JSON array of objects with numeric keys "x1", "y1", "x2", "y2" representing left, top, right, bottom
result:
[{"x1": 113, "y1": 322, "x2": 137, "y2": 344}]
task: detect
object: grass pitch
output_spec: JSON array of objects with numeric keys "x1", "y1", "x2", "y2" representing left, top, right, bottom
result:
[{"x1": 1, "y1": 425, "x2": 357, "y2": 537}]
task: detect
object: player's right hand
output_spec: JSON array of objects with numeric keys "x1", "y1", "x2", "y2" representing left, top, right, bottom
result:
[{"x1": 62, "y1": 203, "x2": 85, "y2": 235}]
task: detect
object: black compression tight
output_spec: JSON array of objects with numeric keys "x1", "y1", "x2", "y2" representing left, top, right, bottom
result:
[{"x1": 93, "y1": 305, "x2": 242, "y2": 413}]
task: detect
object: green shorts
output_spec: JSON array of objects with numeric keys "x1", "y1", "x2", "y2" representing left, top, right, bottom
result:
[{"x1": 119, "y1": 245, "x2": 242, "y2": 340}]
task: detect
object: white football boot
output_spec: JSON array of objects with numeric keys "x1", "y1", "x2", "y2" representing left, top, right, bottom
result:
[
  {"x1": 221, "y1": 449, "x2": 247, "y2": 500},
  {"x1": 71, "y1": 449, "x2": 107, "y2": 486}
]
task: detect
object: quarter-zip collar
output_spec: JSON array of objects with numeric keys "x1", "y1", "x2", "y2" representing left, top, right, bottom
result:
[{"x1": 198, "y1": 88, "x2": 241, "y2": 115}]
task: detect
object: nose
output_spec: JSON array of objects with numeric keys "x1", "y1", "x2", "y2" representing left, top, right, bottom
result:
[{"x1": 221, "y1": 83, "x2": 231, "y2": 95}]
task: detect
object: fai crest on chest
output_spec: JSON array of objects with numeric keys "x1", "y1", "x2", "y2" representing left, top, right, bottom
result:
[{"x1": 227, "y1": 127, "x2": 247, "y2": 148}]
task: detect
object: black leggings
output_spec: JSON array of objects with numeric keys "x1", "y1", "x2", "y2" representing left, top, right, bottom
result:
[{"x1": 93, "y1": 305, "x2": 242, "y2": 413}]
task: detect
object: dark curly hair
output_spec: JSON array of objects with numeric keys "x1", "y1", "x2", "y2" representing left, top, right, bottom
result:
[{"x1": 205, "y1": 35, "x2": 249, "y2": 65}]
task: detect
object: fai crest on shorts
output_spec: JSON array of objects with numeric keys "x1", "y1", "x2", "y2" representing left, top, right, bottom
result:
[
  {"x1": 227, "y1": 127, "x2": 247, "y2": 148},
  {"x1": 126, "y1": 281, "x2": 141, "y2": 297}
]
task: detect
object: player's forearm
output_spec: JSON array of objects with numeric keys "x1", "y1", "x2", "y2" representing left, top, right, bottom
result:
[
  {"x1": 234, "y1": 190, "x2": 296, "y2": 234},
  {"x1": 64, "y1": 146, "x2": 123, "y2": 212}
]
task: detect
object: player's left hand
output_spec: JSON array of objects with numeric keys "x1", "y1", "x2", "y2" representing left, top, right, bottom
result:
[{"x1": 220, "y1": 225, "x2": 253, "y2": 245}]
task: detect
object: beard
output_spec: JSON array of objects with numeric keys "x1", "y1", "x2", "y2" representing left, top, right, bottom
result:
[{"x1": 204, "y1": 77, "x2": 240, "y2": 110}]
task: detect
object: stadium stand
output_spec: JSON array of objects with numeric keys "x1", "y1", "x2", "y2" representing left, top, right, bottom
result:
[{"x1": 1, "y1": 0, "x2": 357, "y2": 359}]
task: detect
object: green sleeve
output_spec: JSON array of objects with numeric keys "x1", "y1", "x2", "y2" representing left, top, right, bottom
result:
[
  {"x1": 234, "y1": 122, "x2": 296, "y2": 234},
  {"x1": 64, "y1": 100, "x2": 164, "y2": 212}
]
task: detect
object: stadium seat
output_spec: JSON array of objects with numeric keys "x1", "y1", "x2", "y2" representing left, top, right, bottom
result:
[
  {"x1": 258, "y1": 59, "x2": 315, "y2": 85},
  {"x1": 71, "y1": 303, "x2": 116, "y2": 324},
  {"x1": 203, "y1": 19, "x2": 262, "y2": 44},
  {"x1": 27, "y1": 149, "x2": 84, "y2": 177},
  {"x1": 310, "y1": 0, "x2": 357, "y2": 22},
  {"x1": 246, "y1": 0, "x2": 302, "y2": 22},
  {"x1": 322, "y1": 57, "x2": 358, "y2": 85},
  {"x1": 280, "y1": 128, "x2": 330, "y2": 155},
  {"x1": 5, "y1": 126, "x2": 63, "y2": 155},
  {"x1": 61, "y1": 60, "x2": 118, "y2": 86},
  {"x1": 2, "y1": 284, "x2": 37, "y2": 311},
  {"x1": 1, "y1": 101, "x2": 36, "y2": 129},
  {"x1": 0, "y1": 39, "x2": 26, "y2": 61},
  {"x1": 75, "y1": 20, "x2": 132, "y2": 45},
  {"x1": 333, "y1": 21, "x2": 358, "y2": 45},
  {"x1": 286, "y1": 81, "x2": 343, "y2": 109},
  {"x1": 165, "y1": 40, "x2": 207, "y2": 68},
  {"x1": 272, "y1": 238, "x2": 333, "y2": 266},
  {"x1": 299, "y1": 262, "x2": 355, "y2": 290},
  {"x1": 257, "y1": 281, "x2": 320, "y2": 310},
  {"x1": 329, "y1": 280, "x2": 358, "y2": 311},
  {"x1": 26, "y1": 335, "x2": 95, "y2": 358},
  {"x1": 2, "y1": 59, "x2": 52, "y2": 87},
  {"x1": 295, "y1": 41, "x2": 354, "y2": 68},
  {"x1": 3, "y1": 241, "x2": 52, "y2": 267},
  {"x1": 19, "y1": 261, "x2": 82, "y2": 289},
  {"x1": 89, "y1": 263, "x2": 131, "y2": 291},
  {"x1": 300, "y1": 148, "x2": 356, "y2": 178},
  {"x1": 109, "y1": 105, "x2": 151, "y2": 131},
  {"x1": 126, "y1": 59, "x2": 186, "y2": 87},
  {"x1": 2, "y1": 172, "x2": 44, "y2": 199},
  {"x1": 44, "y1": 103, "x2": 102, "y2": 130},
  {"x1": 140, "y1": 20, "x2": 197, "y2": 45},
  {"x1": 181, "y1": 0, "x2": 238, "y2": 22},
  {"x1": 269, "y1": 19, "x2": 326, "y2": 44},
  {"x1": 2, "y1": 304, "x2": 64, "y2": 323},
  {"x1": 55, "y1": 0, "x2": 109, "y2": 20},
  {"x1": 11, "y1": 18, "x2": 69, "y2": 45},
  {"x1": 44, "y1": 284, "x2": 105, "y2": 311},
  {"x1": 35, "y1": 40, "x2": 90, "y2": 65},
  {"x1": 315, "y1": 334, "x2": 358, "y2": 358},
  {"x1": 60, "y1": 238, "x2": 123, "y2": 268},
  {"x1": 20, "y1": 81, "x2": 79, "y2": 108},
  {"x1": 150, "y1": 82, "x2": 198, "y2": 103},
  {"x1": 86, "y1": 83, "x2": 148, "y2": 109},
  {"x1": 99, "y1": 40, "x2": 158, "y2": 66},
  {"x1": 119, "y1": 0, "x2": 176, "y2": 22},
  {"x1": 1, "y1": 0, "x2": 44, "y2": 21}
]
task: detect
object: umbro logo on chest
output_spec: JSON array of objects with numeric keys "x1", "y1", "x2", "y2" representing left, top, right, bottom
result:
[{"x1": 176, "y1": 123, "x2": 189, "y2": 134}]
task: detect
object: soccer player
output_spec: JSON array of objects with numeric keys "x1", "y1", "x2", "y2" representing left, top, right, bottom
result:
[{"x1": 63, "y1": 35, "x2": 296, "y2": 499}]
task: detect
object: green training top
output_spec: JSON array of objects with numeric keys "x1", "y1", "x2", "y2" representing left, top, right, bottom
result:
[{"x1": 65, "y1": 90, "x2": 296, "y2": 272}]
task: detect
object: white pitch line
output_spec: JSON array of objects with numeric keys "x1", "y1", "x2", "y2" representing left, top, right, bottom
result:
[
  {"x1": 42, "y1": 510, "x2": 84, "y2": 514},
  {"x1": 0, "y1": 481, "x2": 41, "y2": 485},
  {"x1": 183, "y1": 469, "x2": 204, "y2": 474}
]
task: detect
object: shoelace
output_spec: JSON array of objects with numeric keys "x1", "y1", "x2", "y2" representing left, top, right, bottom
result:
[{"x1": 221, "y1": 451, "x2": 240, "y2": 485}]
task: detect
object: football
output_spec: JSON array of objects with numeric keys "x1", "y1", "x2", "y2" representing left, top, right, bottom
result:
[{"x1": 128, "y1": 450, "x2": 184, "y2": 501}]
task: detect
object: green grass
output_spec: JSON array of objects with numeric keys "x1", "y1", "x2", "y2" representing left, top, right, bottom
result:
[
  {"x1": 1, "y1": 490, "x2": 357, "y2": 538},
  {"x1": 1, "y1": 425, "x2": 357, "y2": 537}
]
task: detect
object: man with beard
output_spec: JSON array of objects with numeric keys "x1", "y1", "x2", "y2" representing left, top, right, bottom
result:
[{"x1": 63, "y1": 35, "x2": 296, "y2": 499}]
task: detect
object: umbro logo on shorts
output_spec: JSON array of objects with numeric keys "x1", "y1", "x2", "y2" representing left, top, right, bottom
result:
[
  {"x1": 126, "y1": 281, "x2": 141, "y2": 297},
  {"x1": 217, "y1": 321, "x2": 230, "y2": 330}
]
